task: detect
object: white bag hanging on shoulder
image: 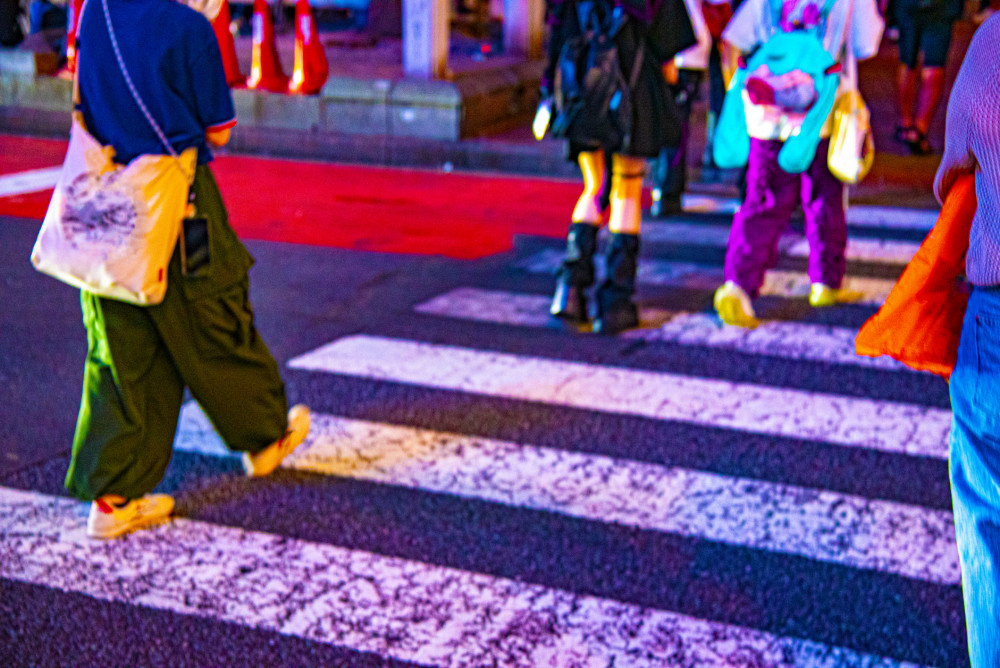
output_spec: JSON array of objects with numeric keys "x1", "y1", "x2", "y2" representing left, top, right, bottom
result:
[
  {"x1": 31, "y1": 116, "x2": 196, "y2": 305},
  {"x1": 30, "y1": 0, "x2": 196, "y2": 306}
]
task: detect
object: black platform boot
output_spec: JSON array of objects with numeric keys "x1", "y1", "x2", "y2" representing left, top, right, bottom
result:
[
  {"x1": 593, "y1": 232, "x2": 640, "y2": 335},
  {"x1": 550, "y1": 222, "x2": 599, "y2": 322}
]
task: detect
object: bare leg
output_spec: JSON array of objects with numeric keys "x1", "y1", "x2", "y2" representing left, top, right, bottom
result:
[
  {"x1": 897, "y1": 64, "x2": 918, "y2": 130},
  {"x1": 914, "y1": 66, "x2": 945, "y2": 135}
]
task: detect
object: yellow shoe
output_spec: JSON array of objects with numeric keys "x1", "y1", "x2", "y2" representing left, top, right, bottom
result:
[
  {"x1": 714, "y1": 281, "x2": 760, "y2": 329},
  {"x1": 243, "y1": 405, "x2": 311, "y2": 477},
  {"x1": 809, "y1": 283, "x2": 864, "y2": 307}
]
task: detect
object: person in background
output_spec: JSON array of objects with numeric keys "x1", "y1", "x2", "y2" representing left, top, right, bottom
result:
[
  {"x1": 712, "y1": 0, "x2": 884, "y2": 328},
  {"x1": 701, "y1": 0, "x2": 740, "y2": 174},
  {"x1": 68, "y1": 0, "x2": 309, "y2": 539},
  {"x1": 0, "y1": 0, "x2": 24, "y2": 46},
  {"x1": 649, "y1": 0, "x2": 712, "y2": 217},
  {"x1": 934, "y1": 14, "x2": 1000, "y2": 667},
  {"x1": 544, "y1": 0, "x2": 695, "y2": 334},
  {"x1": 894, "y1": 0, "x2": 962, "y2": 155}
]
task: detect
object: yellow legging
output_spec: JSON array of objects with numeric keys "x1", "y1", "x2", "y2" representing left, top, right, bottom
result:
[{"x1": 571, "y1": 150, "x2": 645, "y2": 235}]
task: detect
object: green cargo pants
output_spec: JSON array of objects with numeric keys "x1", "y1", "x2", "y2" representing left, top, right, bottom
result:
[{"x1": 65, "y1": 165, "x2": 288, "y2": 501}]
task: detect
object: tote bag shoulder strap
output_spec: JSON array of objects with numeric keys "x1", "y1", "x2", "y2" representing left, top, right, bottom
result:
[{"x1": 76, "y1": 0, "x2": 194, "y2": 183}]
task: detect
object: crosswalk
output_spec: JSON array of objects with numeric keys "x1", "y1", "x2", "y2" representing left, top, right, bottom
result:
[{"x1": 2, "y1": 199, "x2": 964, "y2": 666}]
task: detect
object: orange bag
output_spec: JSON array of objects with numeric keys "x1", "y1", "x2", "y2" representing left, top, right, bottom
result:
[{"x1": 855, "y1": 174, "x2": 977, "y2": 379}]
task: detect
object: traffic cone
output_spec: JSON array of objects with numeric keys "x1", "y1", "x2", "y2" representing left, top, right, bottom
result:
[
  {"x1": 63, "y1": 0, "x2": 84, "y2": 76},
  {"x1": 247, "y1": 0, "x2": 289, "y2": 92},
  {"x1": 212, "y1": 0, "x2": 245, "y2": 87},
  {"x1": 288, "y1": 0, "x2": 328, "y2": 94}
]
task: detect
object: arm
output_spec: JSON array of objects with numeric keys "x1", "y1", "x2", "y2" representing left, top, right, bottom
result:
[
  {"x1": 934, "y1": 33, "x2": 985, "y2": 203},
  {"x1": 188, "y1": 24, "x2": 237, "y2": 147},
  {"x1": 850, "y1": 0, "x2": 885, "y2": 61},
  {"x1": 542, "y1": 0, "x2": 575, "y2": 96},
  {"x1": 720, "y1": 0, "x2": 768, "y2": 56},
  {"x1": 206, "y1": 126, "x2": 230, "y2": 147}
]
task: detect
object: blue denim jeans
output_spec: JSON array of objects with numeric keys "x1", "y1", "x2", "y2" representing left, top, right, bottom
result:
[{"x1": 951, "y1": 286, "x2": 1000, "y2": 666}]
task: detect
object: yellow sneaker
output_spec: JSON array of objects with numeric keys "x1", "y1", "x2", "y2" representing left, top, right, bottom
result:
[
  {"x1": 714, "y1": 281, "x2": 760, "y2": 329},
  {"x1": 87, "y1": 494, "x2": 175, "y2": 539},
  {"x1": 809, "y1": 283, "x2": 864, "y2": 307},
  {"x1": 243, "y1": 405, "x2": 311, "y2": 477}
]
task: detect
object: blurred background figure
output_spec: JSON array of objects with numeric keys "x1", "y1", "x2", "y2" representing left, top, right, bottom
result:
[
  {"x1": 0, "y1": 0, "x2": 25, "y2": 46},
  {"x1": 893, "y1": 0, "x2": 962, "y2": 154},
  {"x1": 648, "y1": 0, "x2": 711, "y2": 218},
  {"x1": 542, "y1": 0, "x2": 695, "y2": 334},
  {"x1": 712, "y1": 0, "x2": 884, "y2": 328}
]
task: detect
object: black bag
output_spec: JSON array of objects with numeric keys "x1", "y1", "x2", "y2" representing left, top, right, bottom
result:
[{"x1": 551, "y1": 1, "x2": 644, "y2": 150}]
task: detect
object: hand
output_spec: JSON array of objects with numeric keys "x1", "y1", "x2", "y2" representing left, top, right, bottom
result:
[{"x1": 663, "y1": 61, "x2": 679, "y2": 85}]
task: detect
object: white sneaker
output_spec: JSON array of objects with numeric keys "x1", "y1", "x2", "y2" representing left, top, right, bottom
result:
[
  {"x1": 243, "y1": 404, "x2": 311, "y2": 477},
  {"x1": 87, "y1": 494, "x2": 175, "y2": 539}
]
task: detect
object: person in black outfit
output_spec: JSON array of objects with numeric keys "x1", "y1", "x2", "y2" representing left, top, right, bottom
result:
[
  {"x1": 0, "y1": 0, "x2": 24, "y2": 46},
  {"x1": 544, "y1": 0, "x2": 696, "y2": 334},
  {"x1": 894, "y1": 0, "x2": 962, "y2": 154}
]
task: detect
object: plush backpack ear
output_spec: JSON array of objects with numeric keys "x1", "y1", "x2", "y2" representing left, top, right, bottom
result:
[
  {"x1": 777, "y1": 71, "x2": 838, "y2": 174},
  {"x1": 714, "y1": 68, "x2": 751, "y2": 169}
]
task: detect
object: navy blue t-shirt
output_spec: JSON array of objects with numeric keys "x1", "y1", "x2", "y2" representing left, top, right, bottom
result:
[{"x1": 77, "y1": 0, "x2": 235, "y2": 165}]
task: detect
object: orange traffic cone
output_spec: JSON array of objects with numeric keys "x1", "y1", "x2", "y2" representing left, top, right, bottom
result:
[
  {"x1": 212, "y1": 0, "x2": 245, "y2": 87},
  {"x1": 63, "y1": 0, "x2": 84, "y2": 76},
  {"x1": 288, "y1": 0, "x2": 328, "y2": 94},
  {"x1": 247, "y1": 0, "x2": 289, "y2": 92}
]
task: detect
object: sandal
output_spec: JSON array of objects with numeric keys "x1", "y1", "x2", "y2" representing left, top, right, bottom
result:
[
  {"x1": 894, "y1": 124, "x2": 914, "y2": 144},
  {"x1": 906, "y1": 129, "x2": 933, "y2": 156}
]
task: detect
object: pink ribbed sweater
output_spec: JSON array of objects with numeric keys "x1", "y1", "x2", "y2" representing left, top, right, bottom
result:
[{"x1": 935, "y1": 15, "x2": 1000, "y2": 286}]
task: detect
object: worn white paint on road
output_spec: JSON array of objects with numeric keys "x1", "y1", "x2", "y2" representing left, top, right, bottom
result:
[
  {"x1": 0, "y1": 486, "x2": 934, "y2": 668},
  {"x1": 288, "y1": 335, "x2": 951, "y2": 458},
  {"x1": 414, "y1": 287, "x2": 909, "y2": 371}
]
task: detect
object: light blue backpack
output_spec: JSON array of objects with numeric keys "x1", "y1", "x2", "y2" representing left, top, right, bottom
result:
[{"x1": 714, "y1": 0, "x2": 842, "y2": 174}]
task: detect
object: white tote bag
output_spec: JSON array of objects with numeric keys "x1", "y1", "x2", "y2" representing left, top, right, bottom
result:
[
  {"x1": 31, "y1": 117, "x2": 196, "y2": 305},
  {"x1": 31, "y1": 0, "x2": 196, "y2": 306}
]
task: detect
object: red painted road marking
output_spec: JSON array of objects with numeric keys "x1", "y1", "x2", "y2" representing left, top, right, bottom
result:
[{"x1": 0, "y1": 134, "x2": 582, "y2": 258}]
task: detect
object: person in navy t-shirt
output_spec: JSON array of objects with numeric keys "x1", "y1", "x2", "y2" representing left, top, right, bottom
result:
[{"x1": 68, "y1": 0, "x2": 311, "y2": 540}]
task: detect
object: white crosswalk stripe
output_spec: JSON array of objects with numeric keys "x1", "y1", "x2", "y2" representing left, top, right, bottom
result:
[
  {"x1": 640, "y1": 220, "x2": 921, "y2": 265},
  {"x1": 7, "y1": 191, "x2": 959, "y2": 665},
  {"x1": 0, "y1": 166, "x2": 61, "y2": 198},
  {"x1": 174, "y1": 406, "x2": 960, "y2": 585},
  {"x1": 678, "y1": 193, "x2": 938, "y2": 231},
  {"x1": 0, "y1": 486, "x2": 935, "y2": 668},
  {"x1": 414, "y1": 287, "x2": 908, "y2": 370},
  {"x1": 515, "y1": 249, "x2": 898, "y2": 306},
  {"x1": 288, "y1": 335, "x2": 950, "y2": 459}
]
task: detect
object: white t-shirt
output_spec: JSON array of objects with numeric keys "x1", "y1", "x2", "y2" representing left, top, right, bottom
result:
[
  {"x1": 723, "y1": 0, "x2": 884, "y2": 61},
  {"x1": 722, "y1": 0, "x2": 884, "y2": 140}
]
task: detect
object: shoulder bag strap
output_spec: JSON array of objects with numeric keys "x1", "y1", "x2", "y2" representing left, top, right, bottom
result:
[{"x1": 99, "y1": 0, "x2": 194, "y2": 184}]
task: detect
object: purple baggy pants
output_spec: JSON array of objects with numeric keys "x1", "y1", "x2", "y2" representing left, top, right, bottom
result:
[{"x1": 724, "y1": 138, "x2": 847, "y2": 297}]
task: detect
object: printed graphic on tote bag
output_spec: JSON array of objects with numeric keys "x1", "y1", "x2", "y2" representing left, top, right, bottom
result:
[{"x1": 61, "y1": 170, "x2": 146, "y2": 258}]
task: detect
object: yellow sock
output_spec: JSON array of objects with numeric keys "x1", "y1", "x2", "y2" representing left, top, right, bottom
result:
[
  {"x1": 572, "y1": 150, "x2": 606, "y2": 223},
  {"x1": 608, "y1": 154, "x2": 645, "y2": 235}
]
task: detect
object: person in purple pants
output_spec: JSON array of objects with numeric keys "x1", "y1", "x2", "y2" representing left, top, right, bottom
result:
[{"x1": 712, "y1": 0, "x2": 883, "y2": 328}]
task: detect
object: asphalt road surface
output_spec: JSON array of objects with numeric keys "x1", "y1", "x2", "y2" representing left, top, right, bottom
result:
[{"x1": 0, "y1": 148, "x2": 965, "y2": 666}]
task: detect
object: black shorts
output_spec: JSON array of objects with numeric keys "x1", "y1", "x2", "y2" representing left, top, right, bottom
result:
[{"x1": 896, "y1": 8, "x2": 955, "y2": 68}]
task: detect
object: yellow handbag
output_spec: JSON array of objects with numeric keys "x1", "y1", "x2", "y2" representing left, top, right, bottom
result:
[
  {"x1": 30, "y1": 0, "x2": 196, "y2": 306},
  {"x1": 827, "y1": 53, "x2": 874, "y2": 184}
]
